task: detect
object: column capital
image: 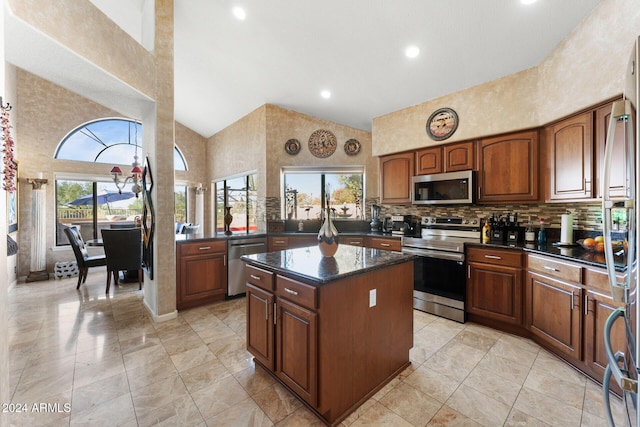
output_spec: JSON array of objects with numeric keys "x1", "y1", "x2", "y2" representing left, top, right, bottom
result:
[{"x1": 26, "y1": 178, "x2": 48, "y2": 190}]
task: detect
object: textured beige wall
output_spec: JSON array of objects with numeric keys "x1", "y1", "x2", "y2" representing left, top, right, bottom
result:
[
  {"x1": 373, "y1": 0, "x2": 640, "y2": 156},
  {"x1": 265, "y1": 104, "x2": 375, "y2": 198}
]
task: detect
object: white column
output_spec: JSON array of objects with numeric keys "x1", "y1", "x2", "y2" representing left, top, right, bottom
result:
[
  {"x1": 26, "y1": 178, "x2": 49, "y2": 282},
  {"x1": 195, "y1": 184, "x2": 205, "y2": 227}
]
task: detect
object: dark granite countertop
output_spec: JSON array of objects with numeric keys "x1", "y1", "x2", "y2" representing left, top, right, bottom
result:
[
  {"x1": 241, "y1": 244, "x2": 415, "y2": 285},
  {"x1": 466, "y1": 241, "x2": 630, "y2": 271},
  {"x1": 267, "y1": 231, "x2": 401, "y2": 238},
  {"x1": 175, "y1": 232, "x2": 267, "y2": 243}
]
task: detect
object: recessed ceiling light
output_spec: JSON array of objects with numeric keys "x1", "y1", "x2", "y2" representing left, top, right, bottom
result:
[
  {"x1": 405, "y1": 45, "x2": 420, "y2": 59},
  {"x1": 232, "y1": 7, "x2": 246, "y2": 20},
  {"x1": 520, "y1": 0, "x2": 537, "y2": 5},
  {"x1": 321, "y1": 90, "x2": 331, "y2": 99}
]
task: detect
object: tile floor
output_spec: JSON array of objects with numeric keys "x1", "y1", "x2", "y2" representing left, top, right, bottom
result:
[{"x1": 6, "y1": 268, "x2": 630, "y2": 426}]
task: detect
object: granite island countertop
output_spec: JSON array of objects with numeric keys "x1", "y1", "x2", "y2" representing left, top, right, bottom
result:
[{"x1": 241, "y1": 244, "x2": 415, "y2": 285}]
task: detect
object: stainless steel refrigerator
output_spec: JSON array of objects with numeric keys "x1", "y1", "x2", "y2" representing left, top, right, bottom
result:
[{"x1": 603, "y1": 35, "x2": 640, "y2": 427}]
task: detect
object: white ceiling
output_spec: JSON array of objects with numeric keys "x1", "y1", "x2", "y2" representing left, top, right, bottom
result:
[{"x1": 12, "y1": 0, "x2": 604, "y2": 138}]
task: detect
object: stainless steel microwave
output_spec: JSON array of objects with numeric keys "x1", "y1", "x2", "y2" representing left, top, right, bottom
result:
[{"x1": 412, "y1": 170, "x2": 475, "y2": 205}]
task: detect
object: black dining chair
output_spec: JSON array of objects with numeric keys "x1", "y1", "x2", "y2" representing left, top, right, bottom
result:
[
  {"x1": 100, "y1": 228, "x2": 143, "y2": 293},
  {"x1": 63, "y1": 226, "x2": 107, "y2": 290}
]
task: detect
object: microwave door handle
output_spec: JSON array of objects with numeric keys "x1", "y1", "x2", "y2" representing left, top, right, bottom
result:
[{"x1": 602, "y1": 100, "x2": 633, "y2": 303}]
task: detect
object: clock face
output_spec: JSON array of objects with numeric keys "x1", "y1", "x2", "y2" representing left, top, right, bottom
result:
[
  {"x1": 426, "y1": 108, "x2": 458, "y2": 141},
  {"x1": 308, "y1": 129, "x2": 337, "y2": 158}
]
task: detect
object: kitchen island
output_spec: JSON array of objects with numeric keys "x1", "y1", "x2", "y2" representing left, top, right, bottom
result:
[{"x1": 241, "y1": 244, "x2": 415, "y2": 426}]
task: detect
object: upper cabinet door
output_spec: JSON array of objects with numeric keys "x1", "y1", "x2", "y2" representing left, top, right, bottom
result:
[
  {"x1": 547, "y1": 112, "x2": 594, "y2": 200},
  {"x1": 595, "y1": 101, "x2": 628, "y2": 199},
  {"x1": 379, "y1": 152, "x2": 413, "y2": 204},
  {"x1": 415, "y1": 147, "x2": 442, "y2": 175},
  {"x1": 478, "y1": 130, "x2": 539, "y2": 203},
  {"x1": 444, "y1": 141, "x2": 475, "y2": 172}
]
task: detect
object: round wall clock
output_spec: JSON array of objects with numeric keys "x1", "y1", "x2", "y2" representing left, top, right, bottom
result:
[
  {"x1": 426, "y1": 107, "x2": 458, "y2": 141},
  {"x1": 308, "y1": 129, "x2": 337, "y2": 158}
]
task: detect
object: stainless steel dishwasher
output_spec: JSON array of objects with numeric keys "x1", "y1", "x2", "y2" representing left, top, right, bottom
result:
[{"x1": 227, "y1": 237, "x2": 268, "y2": 297}]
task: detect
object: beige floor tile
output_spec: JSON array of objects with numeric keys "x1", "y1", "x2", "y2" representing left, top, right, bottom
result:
[
  {"x1": 6, "y1": 391, "x2": 72, "y2": 427},
  {"x1": 180, "y1": 358, "x2": 233, "y2": 394},
  {"x1": 514, "y1": 387, "x2": 583, "y2": 427},
  {"x1": 426, "y1": 404, "x2": 483, "y2": 426},
  {"x1": 504, "y1": 408, "x2": 552, "y2": 426},
  {"x1": 488, "y1": 337, "x2": 539, "y2": 368},
  {"x1": 135, "y1": 394, "x2": 204, "y2": 426},
  {"x1": 582, "y1": 379, "x2": 628, "y2": 425},
  {"x1": 126, "y1": 355, "x2": 178, "y2": 391},
  {"x1": 170, "y1": 344, "x2": 217, "y2": 372},
  {"x1": 161, "y1": 330, "x2": 204, "y2": 355},
  {"x1": 403, "y1": 364, "x2": 460, "y2": 403},
  {"x1": 531, "y1": 349, "x2": 587, "y2": 386},
  {"x1": 118, "y1": 331, "x2": 161, "y2": 355},
  {"x1": 378, "y1": 382, "x2": 443, "y2": 426},
  {"x1": 204, "y1": 398, "x2": 274, "y2": 426},
  {"x1": 426, "y1": 340, "x2": 486, "y2": 382},
  {"x1": 453, "y1": 327, "x2": 500, "y2": 352},
  {"x1": 523, "y1": 366, "x2": 586, "y2": 409},
  {"x1": 71, "y1": 371, "x2": 130, "y2": 413},
  {"x1": 70, "y1": 392, "x2": 137, "y2": 426},
  {"x1": 233, "y1": 363, "x2": 276, "y2": 396},
  {"x1": 74, "y1": 340, "x2": 122, "y2": 364},
  {"x1": 130, "y1": 373, "x2": 190, "y2": 415},
  {"x1": 349, "y1": 401, "x2": 414, "y2": 427},
  {"x1": 73, "y1": 354, "x2": 126, "y2": 389},
  {"x1": 251, "y1": 381, "x2": 303, "y2": 424},
  {"x1": 191, "y1": 375, "x2": 251, "y2": 420},
  {"x1": 447, "y1": 383, "x2": 511, "y2": 426},
  {"x1": 474, "y1": 351, "x2": 532, "y2": 385},
  {"x1": 462, "y1": 365, "x2": 522, "y2": 406},
  {"x1": 122, "y1": 342, "x2": 169, "y2": 371}
]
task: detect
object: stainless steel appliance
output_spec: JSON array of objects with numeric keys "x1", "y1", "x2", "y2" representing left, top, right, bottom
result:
[
  {"x1": 602, "y1": 36, "x2": 639, "y2": 426},
  {"x1": 412, "y1": 170, "x2": 475, "y2": 205},
  {"x1": 402, "y1": 216, "x2": 480, "y2": 323},
  {"x1": 227, "y1": 237, "x2": 268, "y2": 297}
]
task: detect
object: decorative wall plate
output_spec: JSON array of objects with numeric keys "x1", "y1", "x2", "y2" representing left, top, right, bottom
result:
[
  {"x1": 344, "y1": 139, "x2": 361, "y2": 155},
  {"x1": 308, "y1": 129, "x2": 337, "y2": 158},
  {"x1": 284, "y1": 139, "x2": 301, "y2": 155},
  {"x1": 426, "y1": 107, "x2": 459, "y2": 141}
]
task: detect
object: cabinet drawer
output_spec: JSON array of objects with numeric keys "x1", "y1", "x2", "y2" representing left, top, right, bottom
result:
[
  {"x1": 584, "y1": 267, "x2": 626, "y2": 296},
  {"x1": 343, "y1": 236, "x2": 365, "y2": 246},
  {"x1": 246, "y1": 264, "x2": 274, "y2": 292},
  {"x1": 467, "y1": 247, "x2": 523, "y2": 267},
  {"x1": 276, "y1": 275, "x2": 317, "y2": 310},
  {"x1": 527, "y1": 254, "x2": 582, "y2": 283},
  {"x1": 367, "y1": 237, "x2": 401, "y2": 251},
  {"x1": 269, "y1": 236, "x2": 289, "y2": 248},
  {"x1": 179, "y1": 240, "x2": 226, "y2": 256}
]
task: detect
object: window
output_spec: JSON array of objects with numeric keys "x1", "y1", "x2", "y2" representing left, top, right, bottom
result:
[
  {"x1": 214, "y1": 173, "x2": 258, "y2": 233},
  {"x1": 282, "y1": 167, "x2": 364, "y2": 220},
  {"x1": 175, "y1": 184, "x2": 187, "y2": 222},
  {"x1": 56, "y1": 177, "x2": 143, "y2": 246}
]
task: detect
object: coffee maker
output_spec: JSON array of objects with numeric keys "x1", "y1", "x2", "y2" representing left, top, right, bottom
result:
[{"x1": 391, "y1": 215, "x2": 413, "y2": 236}]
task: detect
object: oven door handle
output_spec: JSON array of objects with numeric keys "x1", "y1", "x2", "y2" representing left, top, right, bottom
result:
[{"x1": 402, "y1": 247, "x2": 465, "y2": 262}]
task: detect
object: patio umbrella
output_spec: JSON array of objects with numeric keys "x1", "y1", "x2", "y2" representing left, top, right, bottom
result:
[{"x1": 67, "y1": 190, "x2": 136, "y2": 213}]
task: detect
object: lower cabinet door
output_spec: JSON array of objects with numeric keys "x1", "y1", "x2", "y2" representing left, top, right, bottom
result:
[
  {"x1": 584, "y1": 291, "x2": 626, "y2": 379},
  {"x1": 276, "y1": 297, "x2": 318, "y2": 407},
  {"x1": 246, "y1": 284, "x2": 274, "y2": 371},
  {"x1": 527, "y1": 272, "x2": 582, "y2": 360},
  {"x1": 467, "y1": 262, "x2": 523, "y2": 325},
  {"x1": 178, "y1": 253, "x2": 226, "y2": 308}
]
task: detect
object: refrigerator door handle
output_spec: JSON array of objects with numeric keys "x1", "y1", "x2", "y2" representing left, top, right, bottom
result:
[
  {"x1": 602, "y1": 100, "x2": 635, "y2": 304},
  {"x1": 604, "y1": 308, "x2": 638, "y2": 394},
  {"x1": 604, "y1": 351, "x2": 631, "y2": 427}
]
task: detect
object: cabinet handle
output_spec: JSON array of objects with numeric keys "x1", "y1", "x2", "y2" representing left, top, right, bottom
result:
[
  {"x1": 380, "y1": 243, "x2": 391, "y2": 247},
  {"x1": 265, "y1": 298, "x2": 268, "y2": 320},
  {"x1": 284, "y1": 287, "x2": 298, "y2": 296},
  {"x1": 543, "y1": 266, "x2": 558, "y2": 272},
  {"x1": 348, "y1": 240, "x2": 361, "y2": 245},
  {"x1": 275, "y1": 240, "x2": 285, "y2": 244},
  {"x1": 198, "y1": 246, "x2": 211, "y2": 250},
  {"x1": 478, "y1": 186, "x2": 481, "y2": 199},
  {"x1": 250, "y1": 274, "x2": 261, "y2": 281},
  {"x1": 484, "y1": 255, "x2": 501, "y2": 260},
  {"x1": 468, "y1": 265, "x2": 471, "y2": 279},
  {"x1": 224, "y1": 255, "x2": 226, "y2": 266},
  {"x1": 584, "y1": 295, "x2": 589, "y2": 316},
  {"x1": 273, "y1": 303, "x2": 277, "y2": 325},
  {"x1": 570, "y1": 291, "x2": 575, "y2": 311}
]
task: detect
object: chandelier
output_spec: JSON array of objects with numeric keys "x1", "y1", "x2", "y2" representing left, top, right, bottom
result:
[{"x1": 110, "y1": 122, "x2": 142, "y2": 197}]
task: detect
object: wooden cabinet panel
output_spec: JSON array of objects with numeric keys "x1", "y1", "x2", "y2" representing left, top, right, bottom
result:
[
  {"x1": 268, "y1": 235, "x2": 317, "y2": 251},
  {"x1": 379, "y1": 152, "x2": 413, "y2": 204},
  {"x1": 246, "y1": 264, "x2": 274, "y2": 292},
  {"x1": 478, "y1": 130, "x2": 539, "y2": 202},
  {"x1": 367, "y1": 236, "x2": 401, "y2": 251},
  {"x1": 276, "y1": 296, "x2": 318, "y2": 407},
  {"x1": 276, "y1": 275, "x2": 317, "y2": 310},
  {"x1": 342, "y1": 236, "x2": 365, "y2": 246},
  {"x1": 468, "y1": 261, "x2": 523, "y2": 325},
  {"x1": 527, "y1": 254, "x2": 583, "y2": 284},
  {"x1": 177, "y1": 243, "x2": 227, "y2": 310},
  {"x1": 547, "y1": 112, "x2": 593, "y2": 200},
  {"x1": 444, "y1": 141, "x2": 475, "y2": 172},
  {"x1": 595, "y1": 101, "x2": 629, "y2": 199},
  {"x1": 466, "y1": 246, "x2": 523, "y2": 267},
  {"x1": 415, "y1": 147, "x2": 442, "y2": 175},
  {"x1": 246, "y1": 284, "x2": 274, "y2": 370},
  {"x1": 527, "y1": 271, "x2": 582, "y2": 360}
]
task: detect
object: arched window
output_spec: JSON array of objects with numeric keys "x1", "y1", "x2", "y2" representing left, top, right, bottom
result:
[{"x1": 54, "y1": 118, "x2": 188, "y2": 169}]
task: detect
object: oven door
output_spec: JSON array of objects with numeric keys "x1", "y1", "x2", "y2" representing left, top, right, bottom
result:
[{"x1": 403, "y1": 247, "x2": 466, "y2": 322}]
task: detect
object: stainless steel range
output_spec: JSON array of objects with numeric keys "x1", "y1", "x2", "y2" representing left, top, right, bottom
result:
[{"x1": 402, "y1": 216, "x2": 481, "y2": 323}]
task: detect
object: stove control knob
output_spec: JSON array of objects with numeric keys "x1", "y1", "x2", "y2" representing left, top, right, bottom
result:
[
  {"x1": 462, "y1": 219, "x2": 469, "y2": 224},
  {"x1": 470, "y1": 219, "x2": 478, "y2": 225}
]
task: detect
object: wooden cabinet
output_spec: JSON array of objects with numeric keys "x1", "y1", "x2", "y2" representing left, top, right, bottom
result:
[
  {"x1": 444, "y1": 141, "x2": 475, "y2": 172},
  {"x1": 379, "y1": 152, "x2": 413, "y2": 204},
  {"x1": 268, "y1": 235, "x2": 318, "y2": 252},
  {"x1": 595, "y1": 100, "x2": 629, "y2": 199},
  {"x1": 415, "y1": 141, "x2": 475, "y2": 175},
  {"x1": 477, "y1": 130, "x2": 539, "y2": 203},
  {"x1": 415, "y1": 147, "x2": 442, "y2": 175},
  {"x1": 546, "y1": 112, "x2": 594, "y2": 200},
  {"x1": 176, "y1": 240, "x2": 227, "y2": 310},
  {"x1": 466, "y1": 247, "x2": 524, "y2": 327},
  {"x1": 367, "y1": 236, "x2": 402, "y2": 251},
  {"x1": 342, "y1": 236, "x2": 365, "y2": 246},
  {"x1": 526, "y1": 254, "x2": 583, "y2": 360}
]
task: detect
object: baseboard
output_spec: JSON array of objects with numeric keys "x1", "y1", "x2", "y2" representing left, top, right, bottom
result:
[{"x1": 143, "y1": 299, "x2": 177, "y2": 323}]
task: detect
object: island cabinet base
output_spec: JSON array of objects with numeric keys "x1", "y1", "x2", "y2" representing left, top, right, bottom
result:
[{"x1": 245, "y1": 260, "x2": 414, "y2": 426}]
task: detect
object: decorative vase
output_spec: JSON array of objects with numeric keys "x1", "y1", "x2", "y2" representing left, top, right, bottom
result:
[
  {"x1": 224, "y1": 206, "x2": 233, "y2": 235},
  {"x1": 318, "y1": 207, "x2": 339, "y2": 257}
]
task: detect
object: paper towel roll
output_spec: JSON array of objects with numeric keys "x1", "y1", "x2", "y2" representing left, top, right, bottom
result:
[{"x1": 561, "y1": 214, "x2": 574, "y2": 244}]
